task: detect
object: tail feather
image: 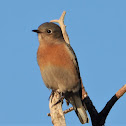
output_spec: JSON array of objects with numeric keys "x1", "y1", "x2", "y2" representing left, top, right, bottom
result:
[
  {"x1": 70, "y1": 93, "x2": 89, "y2": 124},
  {"x1": 75, "y1": 105, "x2": 89, "y2": 124}
]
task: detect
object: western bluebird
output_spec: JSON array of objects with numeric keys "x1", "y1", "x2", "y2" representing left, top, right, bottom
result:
[{"x1": 32, "y1": 22, "x2": 88, "y2": 124}]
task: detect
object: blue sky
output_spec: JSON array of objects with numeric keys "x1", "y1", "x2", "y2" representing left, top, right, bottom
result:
[{"x1": 0, "y1": 0, "x2": 126, "y2": 126}]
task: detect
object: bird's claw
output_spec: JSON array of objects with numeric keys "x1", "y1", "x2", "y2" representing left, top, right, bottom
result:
[{"x1": 51, "y1": 96, "x2": 65, "y2": 107}]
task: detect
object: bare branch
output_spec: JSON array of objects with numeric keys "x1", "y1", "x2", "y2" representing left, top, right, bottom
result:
[
  {"x1": 49, "y1": 91, "x2": 66, "y2": 126},
  {"x1": 50, "y1": 11, "x2": 70, "y2": 44}
]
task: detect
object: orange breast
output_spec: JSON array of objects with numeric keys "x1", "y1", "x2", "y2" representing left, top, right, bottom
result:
[{"x1": 37, "y1": 43, "x2": 74, "y2": 71}]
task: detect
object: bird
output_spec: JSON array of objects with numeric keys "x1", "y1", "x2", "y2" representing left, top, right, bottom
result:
[{"x1": 32, "y1": 22, "x2": 89, "y2": 124}]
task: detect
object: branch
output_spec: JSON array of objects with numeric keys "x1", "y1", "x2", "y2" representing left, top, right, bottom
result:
[
  {"x1": 49, "y1": 91, "x2": 66, "y2": 126},
  {"x1": 50, "y1": 11, "x2": 70, "y2": 44}
]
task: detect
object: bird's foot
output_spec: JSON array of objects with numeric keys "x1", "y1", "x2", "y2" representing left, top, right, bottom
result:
[{"x1": 52, "y1": 95, "x2": 65, "y2": 107}]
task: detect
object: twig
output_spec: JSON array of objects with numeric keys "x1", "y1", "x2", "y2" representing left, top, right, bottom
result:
[
  {"x1": 116, "y1": 84, "x2": 126, "y2": 99},
  {"x1": 48, "y1": 107, "x2": 74, "y2": 117},
  {"x1": 50, "y1": 11, "x2": 70, "y2": 44}
]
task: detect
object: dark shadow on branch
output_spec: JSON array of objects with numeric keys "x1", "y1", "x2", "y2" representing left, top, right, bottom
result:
[{"x1": 83, "y1": 95, "x2": 118, "y2": 126}]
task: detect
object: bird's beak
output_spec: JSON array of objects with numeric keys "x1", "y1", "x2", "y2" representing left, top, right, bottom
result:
[{"x1": 32, "y1": 30, "x2": 42, "y2": 33}]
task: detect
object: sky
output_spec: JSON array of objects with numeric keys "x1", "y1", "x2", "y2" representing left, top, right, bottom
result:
[{"x1": 0, "y1": 0, "x2": 126, "y2": 126}]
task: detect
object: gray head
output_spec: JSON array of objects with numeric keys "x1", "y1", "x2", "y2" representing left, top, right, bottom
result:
[{"x1": 32, "y1": 22, "x2": 63, "y2": 42}]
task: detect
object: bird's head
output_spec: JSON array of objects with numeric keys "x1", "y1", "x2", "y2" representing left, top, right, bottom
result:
[{"x1": 32, "y1": 22, "x2": 64, "y2": 44}]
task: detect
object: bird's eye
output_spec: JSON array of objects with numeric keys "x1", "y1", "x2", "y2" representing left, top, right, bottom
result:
[{"x1": 47, "y1": 29, "x2": 52, "y2": 34}]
